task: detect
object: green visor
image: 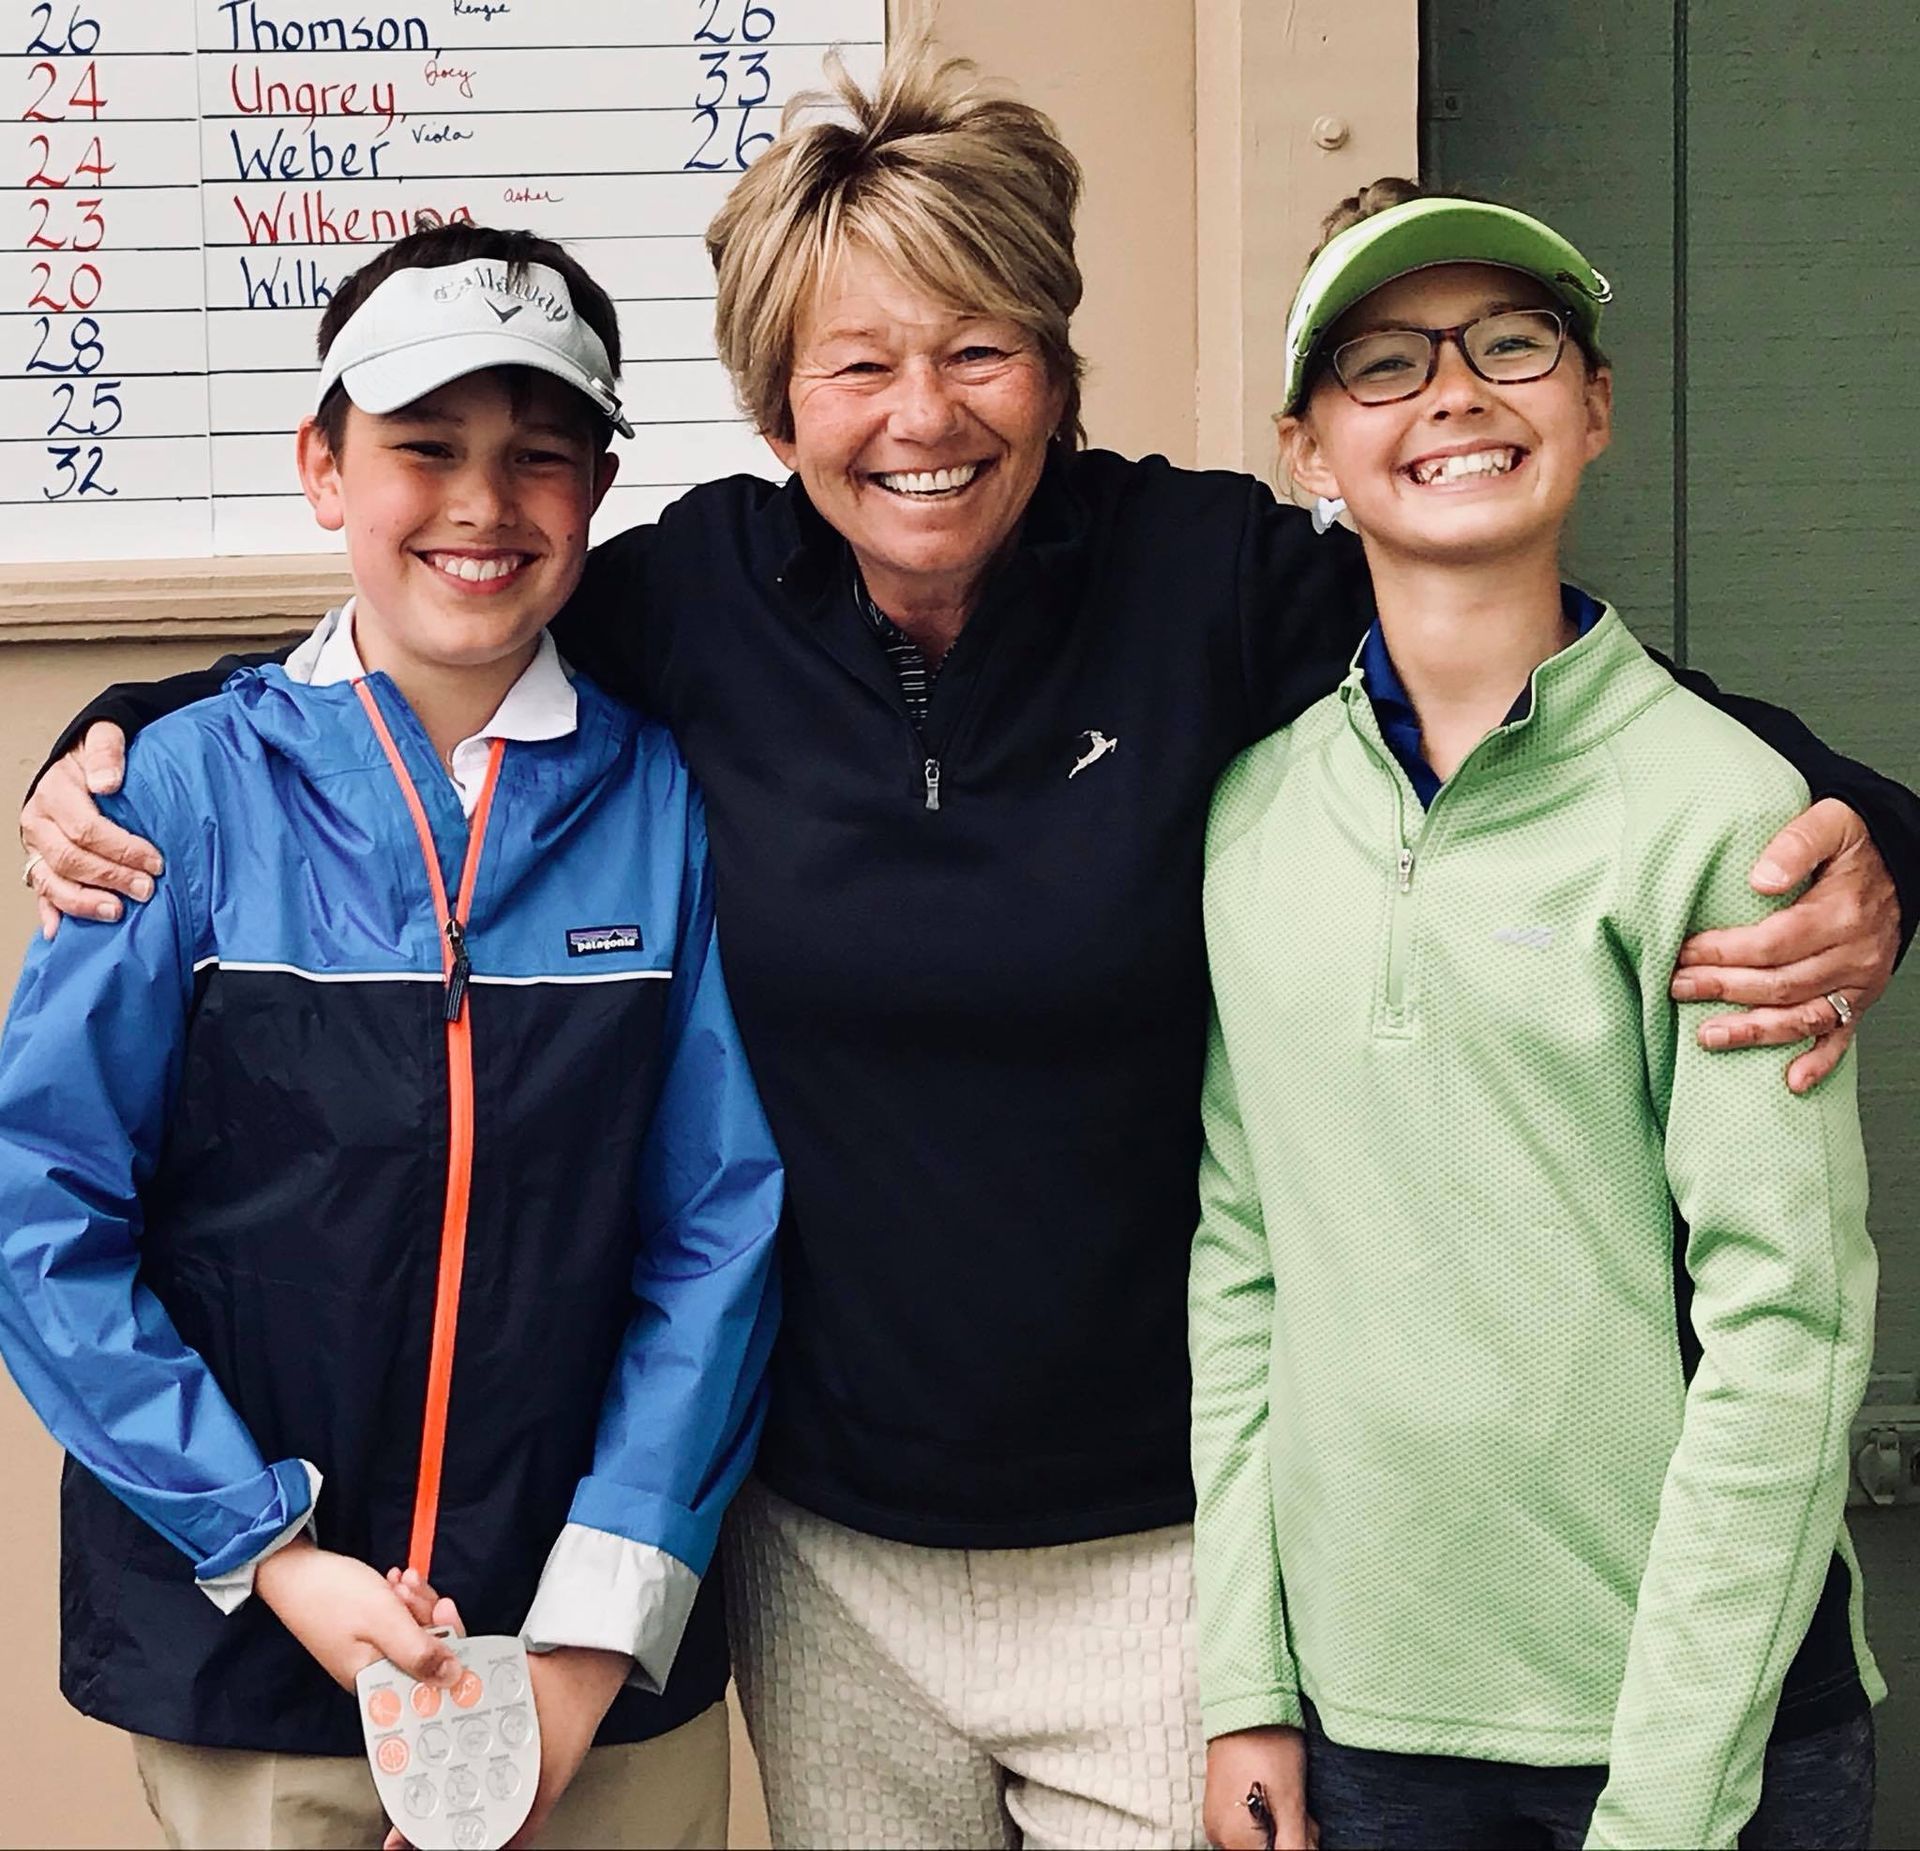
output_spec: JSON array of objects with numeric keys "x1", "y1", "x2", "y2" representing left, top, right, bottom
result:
[{"x1": 1282, "y1": 197, "x2": 1611, "y2": 411}]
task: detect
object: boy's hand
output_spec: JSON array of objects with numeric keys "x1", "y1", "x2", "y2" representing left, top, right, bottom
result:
[
  {"x1": 387, "y1": 1565, "x2": 465, "y2": 1635},
  {"x1": 253, "y1": 1538, "x2": 461, "y2": 1694},
  {"x1": 511, "y1": 1646, "x2": 630, "y2": 1847},
  {"x1": 1204, "y1": 1727, "x2": 1317, "y2": 1850},
  {"x1": 381, "y1": 1643, "x2": 629, "y2": 1851},
  {"x1": 19, "y1": 721, "x2": 156, "y2": 940}
]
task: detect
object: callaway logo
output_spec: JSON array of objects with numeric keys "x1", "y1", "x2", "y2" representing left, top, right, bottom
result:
[
  {"x1": 434, "y1": 262, "x2": 570, "y2": 324},
  {"x1": 1069, "y1": 730, "x2": 1119, "y2": 779},
  {"x1": 488, "y1": 301, "x2": 525, "y2": 324}
]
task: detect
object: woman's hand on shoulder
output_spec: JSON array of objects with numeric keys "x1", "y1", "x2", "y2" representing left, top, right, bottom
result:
[
  {"x1": 1670, "y1": 797, "x2": 1900, "y2": 1092},
  {"x1": 1204, "y1": 1724, "x2": 1317, "y2": 1850},
  {"x1": 19, "y1": 721, "x2": 159, "y2": 940}
]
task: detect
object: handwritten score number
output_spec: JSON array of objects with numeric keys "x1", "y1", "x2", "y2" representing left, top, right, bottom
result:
[{"x1": 25, "y1": 5, "x2": 100, "y2": 56}]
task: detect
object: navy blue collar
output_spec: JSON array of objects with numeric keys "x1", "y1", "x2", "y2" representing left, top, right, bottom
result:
[{"x1": 1361, "y1": 585, "x2": 1604, "y2": 806}]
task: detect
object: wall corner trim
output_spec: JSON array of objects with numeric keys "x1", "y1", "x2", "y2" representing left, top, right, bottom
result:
[{"x1": 1191, "y1": 0, "x2": 1420, "y2": 475}]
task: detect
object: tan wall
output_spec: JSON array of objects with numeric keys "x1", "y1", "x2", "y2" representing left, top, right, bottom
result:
[{"x1": 0, "y1": 1, "x2": 1413, "y2": 1840}]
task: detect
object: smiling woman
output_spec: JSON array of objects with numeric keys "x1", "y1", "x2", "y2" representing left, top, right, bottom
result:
[{"x1": 706, "y1": 51, "x2": 1084, "y2": 662}]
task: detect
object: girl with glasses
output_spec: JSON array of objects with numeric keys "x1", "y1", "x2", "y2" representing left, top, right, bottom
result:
[{"x1": 1191, "y1": 181, "x2": 1881, "y2": 1850}]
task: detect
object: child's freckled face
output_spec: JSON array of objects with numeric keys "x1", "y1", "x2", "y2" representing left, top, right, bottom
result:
[
  {"x1": 1288, "y1": 262, "x2": 1612, "y2": 568},
  {"x1": 296, "y1": 369, "x2": 618, "y2": 672}
]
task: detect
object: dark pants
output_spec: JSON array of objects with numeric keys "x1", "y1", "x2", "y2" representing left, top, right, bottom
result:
[{"x1": 1303, "y1": 1704, "x2": 1875, "y2": 1850}]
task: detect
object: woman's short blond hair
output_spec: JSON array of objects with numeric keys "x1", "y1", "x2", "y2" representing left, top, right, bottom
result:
[{"x1": 706, "y1": 43, "x2": 1086, "y2": 445}]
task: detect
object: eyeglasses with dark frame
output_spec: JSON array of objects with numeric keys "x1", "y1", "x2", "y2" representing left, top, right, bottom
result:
[{"x1": 1329, "y1": 308, "x2": 1570, "y2": 406}]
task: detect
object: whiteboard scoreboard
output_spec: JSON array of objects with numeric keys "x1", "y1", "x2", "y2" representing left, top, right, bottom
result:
[{"x1": 1, "y1": 0, "x2": 884, "y2": 563}]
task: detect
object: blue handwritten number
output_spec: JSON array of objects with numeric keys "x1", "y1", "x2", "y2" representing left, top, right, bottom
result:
[
  {"x1": 47, "y1": 378, "x2": 122, "y2": 437},
  {"x1": 686, "y1": 104, "x2": 727, "y2": 170},
  {"x1": 42, "y1": 444, "x2": 116, "y2": 500},
  {"x1": 735, "y1": 102, "x2": 774, "y2": 167},
  {"x1": 25, "y1": 4, "x2": 99, "y2": 54},
  {"x1": 737, "y1": 51, "x2": 771, "y2": 106},
  {"x1": 693, "y1": 0, "x2": 732, "y2": 44},
  {"x1": 696, "y1": 50, "x2": 729, "y2": 108},
  {"x1": 25, "y1": 314, "x2": 104, "y2": 375}
]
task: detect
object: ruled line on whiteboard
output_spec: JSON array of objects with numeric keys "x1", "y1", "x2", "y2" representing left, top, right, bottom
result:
[{"x1": 187, "y1": 41, "x2": 883, "y2": 56}]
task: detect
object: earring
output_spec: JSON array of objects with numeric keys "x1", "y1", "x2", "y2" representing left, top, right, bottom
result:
[{"x1": 1311, "y1": 496, "x2": 1347, "y2": 536}]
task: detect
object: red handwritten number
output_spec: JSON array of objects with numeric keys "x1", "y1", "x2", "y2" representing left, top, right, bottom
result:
[
  {"x1": 26, "y1": 133, "x2": 66, "y2": 187},
  {"x1": 21, "y1": 59, "x2": 105, "y2": 120},
  {"x1": 27, "y1": 198, "x2": 65, "y2": 248},
  {"x1": 27, "y1": 260, "x2": 102, "y2": 313},
  {"x1": 27, "y1": 135, "x2": 114, "y2": 186},
  {"x1": 24, "y1": 60, "x2": 59, "y2": 121},
  {"x1": 72, "y1": 135, "x2": 113, "y2": 181},
  {"x1": 67, "y1": 60, "x2": 107, "y2": 117},
  {"x1": 72, "y1": 196, "x2": 105, "y2": 250}
]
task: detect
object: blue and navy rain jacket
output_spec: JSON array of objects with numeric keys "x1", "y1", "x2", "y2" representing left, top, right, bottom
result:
[{"x1": 0, "y1": 659, "x2": 782, "y2": 1753}]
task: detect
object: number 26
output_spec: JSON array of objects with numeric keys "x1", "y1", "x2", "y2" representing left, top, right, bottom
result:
[{"x1": 694, "y1": 0, "x2": 775, "y2": 44}]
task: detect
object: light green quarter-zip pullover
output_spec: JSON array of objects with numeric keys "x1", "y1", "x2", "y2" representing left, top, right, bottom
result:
[{"x1": 1192, "y1": 609, "x2": 1880, "y2": 1850}]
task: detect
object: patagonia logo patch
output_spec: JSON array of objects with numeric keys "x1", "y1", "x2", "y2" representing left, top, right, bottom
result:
[{"x1": 567, "y1": 925, "x2": 642, "y2": 958}]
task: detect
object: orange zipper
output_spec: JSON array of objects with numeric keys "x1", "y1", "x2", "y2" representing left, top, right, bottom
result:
[{"x1": 355, "y1": 680, "x2": 506, "y2": 1579}]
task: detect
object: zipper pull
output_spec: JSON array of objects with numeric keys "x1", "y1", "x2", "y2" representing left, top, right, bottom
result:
[
  {"x1": 444, "y1": 916, "x2": 471, "y2": 1022},
  {"x1": 1396, "y1": 847, "x2": 1415, "y2": 892},
  {"x1": 923, "y1": 757, "x2": 942, "y2": 813}
]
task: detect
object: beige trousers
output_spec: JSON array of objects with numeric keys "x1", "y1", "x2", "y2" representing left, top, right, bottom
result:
[
  {"x1": 132, "y1": 1698, "x2": 729, "y2": 1850},
  {"x1": 724, "y1": 1482, "x2": 1207, "y2": 1850}
]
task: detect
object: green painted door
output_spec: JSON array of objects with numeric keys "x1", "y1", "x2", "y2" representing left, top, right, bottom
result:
[{"x1": 1425, "y1": 5, "x2": 1917, "y2": 1836}]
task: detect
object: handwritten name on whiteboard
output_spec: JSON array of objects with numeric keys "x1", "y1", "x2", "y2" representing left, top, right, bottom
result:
[{"x1": 3, "y1": 0, "x2": 885, "y2": 562}]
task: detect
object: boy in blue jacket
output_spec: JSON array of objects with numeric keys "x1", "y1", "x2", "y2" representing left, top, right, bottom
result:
[{"x1": 0, "y1": 225, "x2": 782, "y2": 1848}]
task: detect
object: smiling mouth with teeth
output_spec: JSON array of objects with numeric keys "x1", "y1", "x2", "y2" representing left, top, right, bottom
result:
[
  {"x1": 421, "y1": 551, "x2": 533, "y2": 585},
  {"x1": 1407, "y1": 446, "x2": 1526, "y2": 487},
  {"x1": 870, "y1": 461, "x2": 987, "y2": 498}
]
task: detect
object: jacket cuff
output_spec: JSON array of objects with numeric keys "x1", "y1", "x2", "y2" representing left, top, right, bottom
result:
[
  {"x1": 1202, "y1": 1687, "x2": 1307, "y2": 1739},
  {"x1": 521, "y1": 1523, "x2": 699, "y2": 1696},
  {"x1": 194, "y1": 1460, "x2": 322, "y2": 1614}
]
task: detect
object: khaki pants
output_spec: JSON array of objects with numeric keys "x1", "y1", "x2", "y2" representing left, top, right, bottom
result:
[
  {"x1": 724, "y1": 1482, "x2": 1207, "y2": 1850},
  {"x1": 132, "y1": 1699, "x2": 729, "y2": 1850}
]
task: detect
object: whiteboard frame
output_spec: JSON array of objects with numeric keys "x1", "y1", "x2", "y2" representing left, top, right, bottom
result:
[{"x1": 4, "y1": 0, "x2": 901, "y2": 635}]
